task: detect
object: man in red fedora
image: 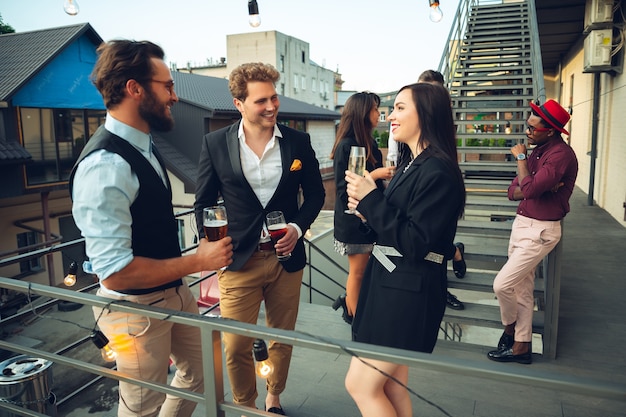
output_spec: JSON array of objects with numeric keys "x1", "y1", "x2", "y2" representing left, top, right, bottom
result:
[{"x1": 487, "y1": 99, "x2": 578, "y2": 364}]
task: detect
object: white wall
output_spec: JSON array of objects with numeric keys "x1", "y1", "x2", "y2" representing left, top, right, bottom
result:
[{"x1": 558, "y1": 47, "x2": 626, "y2": 227}]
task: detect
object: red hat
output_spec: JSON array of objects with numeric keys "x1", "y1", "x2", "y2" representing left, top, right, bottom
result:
[{"x1": 529, "y1": 99, "x2": 570, "y2": 135}]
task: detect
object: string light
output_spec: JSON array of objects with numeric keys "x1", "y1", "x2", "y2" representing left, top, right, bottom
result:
[
  {"x1": 90, "y1": 330, "x2": 117, "y2": 362},
  {"x1": 253, "y1": 339, "x2": 273, "y2": 378},
  {"x1": 64, "y1": 261, "x2": 78, "y2": 286},
  {"x1": 428, "y1": 0, "x2": 443, "y2": 23},
  {"x1": 248, "y1": 0, "x2": 261, "y2": 27},
  {"x1": 63, "y1": 0, "x2": 80, "y2": 15}
]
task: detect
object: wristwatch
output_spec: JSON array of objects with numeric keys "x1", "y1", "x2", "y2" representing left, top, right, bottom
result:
[{"x1": 516, "y1": 153, "x2": 526, "y2": 161}]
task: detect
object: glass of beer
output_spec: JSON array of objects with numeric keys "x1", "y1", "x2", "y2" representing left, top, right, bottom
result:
[
  {"x1": 266, "y1": 211, "x2": 291, "y2": 261},
  {"x1": 203, "y1": 206, "x2": 228, "y2": 242},
  {"x1": 345, "y1": 146, "x2": 366, "y2": 214}
]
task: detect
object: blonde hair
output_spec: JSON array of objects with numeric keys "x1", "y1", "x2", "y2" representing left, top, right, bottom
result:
[{"x1": 228, "y1": 62, "x2": 280, "y2": 100}]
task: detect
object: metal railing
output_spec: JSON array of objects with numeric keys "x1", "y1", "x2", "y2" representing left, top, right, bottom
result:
[{"x1": 1, "y1": 275, "x2": 624, "y2": 417}]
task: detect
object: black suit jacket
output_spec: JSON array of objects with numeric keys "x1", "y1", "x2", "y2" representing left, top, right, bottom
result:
[
  {"x1": 194, "y1": 122, "x2": 325, "y2": 272},
  {"x1": 352, "y1": 148, "x2": 464, "y2": 352}
]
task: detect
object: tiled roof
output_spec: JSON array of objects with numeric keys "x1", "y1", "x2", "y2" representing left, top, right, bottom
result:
[
  {"x1": 0, "y1": 23, "x2": 102, "y2": 101},
  {"x1": 0, "y1": 140, "x2": 32, "y2": 165},
  {"x1": 171, "y1": 71, "x2": 340, "y2": 121},
  {"x1": 152, "y1": 135, "x2": 196, "y2": 192}
]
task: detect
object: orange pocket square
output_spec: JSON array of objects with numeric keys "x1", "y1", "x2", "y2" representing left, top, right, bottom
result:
[{"x1": 290, "y1": 159, "x2": 302, "y2": 171}]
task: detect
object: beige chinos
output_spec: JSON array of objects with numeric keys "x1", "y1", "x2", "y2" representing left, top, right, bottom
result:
[{"x1": 218, "y1": 251, "x2": 303, "y2": 407}]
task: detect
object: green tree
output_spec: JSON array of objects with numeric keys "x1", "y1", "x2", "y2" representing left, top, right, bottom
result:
[{"x1": 0, "y1": 13, "x2": 16, "y2": 34}]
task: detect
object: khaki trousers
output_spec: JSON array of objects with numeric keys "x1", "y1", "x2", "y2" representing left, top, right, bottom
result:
[
  {"x1": 218, "y1": 251, "x2": 303, "y2": 407},
  {"x1": 93, "y1": 284, "x2": 203, "y2": 417},
  {"x1": 493, "y1": 214, "x2": 561, "y2": 341}
]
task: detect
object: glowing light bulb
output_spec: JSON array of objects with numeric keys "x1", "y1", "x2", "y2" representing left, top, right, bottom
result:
[
  {"x1": 64, "y1": 261, "x2": 78, "y2": 286},
  {"x1": 91, "y1": 330, "x2": 117, "y2": 363},
  {"x1": 248, "y1": 0, "x2": 261, "y2": 27},
  {"x1": 429, "y1": 0, "x2": 443, "y2": 23},
  {"x1": 253, "y1": 339, "x2": 273, "y2": 379},
  {"x1": 63, "y1": 0, "x2": 80, "y2": 16}
]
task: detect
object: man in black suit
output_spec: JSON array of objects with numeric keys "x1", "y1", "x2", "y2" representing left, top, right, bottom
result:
[{"x1": 194, "y1": 62, "x2": 325, "y2": 415}]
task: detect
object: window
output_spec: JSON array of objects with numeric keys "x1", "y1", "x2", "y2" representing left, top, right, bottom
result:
[
  {"x1": 312, "y1": 78, "x2": 316, "y2": 93},
  {"x1": 293, "y1": 74, "x2": 299, "y2": 91},
  {"x1": 17, "y1": 231, "x2": 43, "y2": 274},
  {"x1": 301, "y1": 51, "x2": 306, "y2": 63},
  {"x1": 279, "y1": 55, "x2": 285, "y2": 72},
  {"x1": 21, "y1": 108, "x2": 106, "y2": 186},
  {"x1": 301, "y1": 75, "x2": 306, "y2": 90},
  {"x1": 380, "y1": 111, "x2": 386, "y2": 122}
]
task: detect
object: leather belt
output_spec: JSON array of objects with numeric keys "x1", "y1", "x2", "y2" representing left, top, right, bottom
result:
[{"x1": 257, "y1": 241, "x2": 274, "y2": 251}]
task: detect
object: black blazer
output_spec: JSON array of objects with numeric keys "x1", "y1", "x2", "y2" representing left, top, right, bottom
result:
[
  {"x1": 351, "y1": 148, "x2": 464, "y2": 352},
  {"x1": 194, "y1": 122, "x2": 325, "y2": 272},
  {"x1": 332, "y1": 136, "x2": 383, "y2": 244}
]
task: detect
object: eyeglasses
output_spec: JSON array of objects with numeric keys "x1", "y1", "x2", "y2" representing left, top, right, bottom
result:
[
  {"x1": 150, "y1": 79, "x2": 175, "y2": 95},
  {"x1": 526, "y1": 123, "x2": 550, "y2": 134}
]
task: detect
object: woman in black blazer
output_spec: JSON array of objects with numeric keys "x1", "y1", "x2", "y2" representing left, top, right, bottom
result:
[
  {"x1": 344, "y1": 82, "x2": 466, "y2": 416},
  {"x1": 329, "y1": 92, "x2": 394, "y2": 324}
]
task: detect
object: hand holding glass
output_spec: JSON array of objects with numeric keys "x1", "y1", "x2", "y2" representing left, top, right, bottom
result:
[
  {"x1": 345, "y1": 146, "x2": 366, "y2": 214},
  {"x1": 266, "y1": 211, "x2": 291, "y2": 261}
]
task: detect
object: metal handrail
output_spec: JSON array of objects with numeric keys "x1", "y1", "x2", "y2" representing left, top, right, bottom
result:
[{"x1": 0, "y1": 276, "x2": 624, "y2": 417}]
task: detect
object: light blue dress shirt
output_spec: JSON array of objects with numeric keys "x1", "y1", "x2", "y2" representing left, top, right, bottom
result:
[{"x1": 72, "y1": 114, "x2": 166, "y2": 285}]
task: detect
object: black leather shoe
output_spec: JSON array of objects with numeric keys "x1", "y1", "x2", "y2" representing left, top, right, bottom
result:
[
  {"x1": 332, "y1": 294, "x2": 353, "y2": 325},
  {"x1": 487, "y1": 347, "x2": 532, "y2": 364},
  {"x1": 453, "y1": 242, "x2": 466, "y2": 278},
  {"x1": 266, "y1": 406, "x2": 286, "y2": 415},
  {"x1": 497, "y1": 331, "x2": 514, "y2": 350},
  {"x1": 446, "y1": 291, "x2": 464, "y2": 310}
]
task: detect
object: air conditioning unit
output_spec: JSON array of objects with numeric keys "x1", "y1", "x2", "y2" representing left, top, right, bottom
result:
[
  {"x1": 584, "y1": 0, "x2": 614, "y2": 33},
  {"x1": 583, "y1": 29, "x2": 612, "y2": 72}
]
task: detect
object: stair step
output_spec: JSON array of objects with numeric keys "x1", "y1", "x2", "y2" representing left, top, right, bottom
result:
[
  {"x1": 443, "y1": 302, "x2": 544, "y2": 333},
  {"x1": 446, "y1": 268, "x2": 544, "y2": 298}
]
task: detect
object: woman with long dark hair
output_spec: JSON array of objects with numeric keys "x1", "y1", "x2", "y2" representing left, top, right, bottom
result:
[
  {"x1": 344, "y1": 82, "x2": 466, "y2": 416},
  {"x1": 330, "y1": 91, "x2": 394, "y2": 324}
]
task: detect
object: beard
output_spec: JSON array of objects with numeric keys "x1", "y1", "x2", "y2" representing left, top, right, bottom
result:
[{"x1": 139, "y1": 87, "x2": 175, "y2": 132}]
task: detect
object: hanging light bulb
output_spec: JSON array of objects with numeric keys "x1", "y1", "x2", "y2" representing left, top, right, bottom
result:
[
  {"x1": 248, "y1": 0, "x2": 261, "y2": 27},
  {"x1": 63, "y1": 0, "x2": 80, "y2": 16},
  {"x1": 64, "y1": 261, "x2": 78, "y2": 286},
  {"x1": 91, "y1": 330, "x2": 117, "y2": 362},
  {"x1": 428, "y1": 0, "x2": 443, "y2": 23},
  {"x1": 505, "y1": 121, "x2": 512, "y2": 134},
  {"x1": 253, "y1": 339, "x2": 273, "y2": 378}
]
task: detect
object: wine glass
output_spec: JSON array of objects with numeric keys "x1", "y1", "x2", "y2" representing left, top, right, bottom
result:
[
  {"x1": 266, "y1": 211, "x2": 291, "y2": 261},
  {"x1": 345, "y1": 146, "x2": 366, "y2": 214}
]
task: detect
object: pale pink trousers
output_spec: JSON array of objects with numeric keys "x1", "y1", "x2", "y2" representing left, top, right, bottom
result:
[{"x1": 493, "y1": 214, "x2": 561, "y2": 342}]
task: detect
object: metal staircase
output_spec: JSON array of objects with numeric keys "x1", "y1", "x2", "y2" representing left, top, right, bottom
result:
[{"x1": 433, "y1": 0, "x2": 561, "y2": 358}]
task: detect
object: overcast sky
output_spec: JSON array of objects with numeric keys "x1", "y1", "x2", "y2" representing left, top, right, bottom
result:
[{"x1": 1, "y1": 0, "x2": 460, "y2": 93}]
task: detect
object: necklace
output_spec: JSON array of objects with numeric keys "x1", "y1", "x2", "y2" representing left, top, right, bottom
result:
[{"x1": 402, "y1": 157, "x2": 415, "y2": 174}]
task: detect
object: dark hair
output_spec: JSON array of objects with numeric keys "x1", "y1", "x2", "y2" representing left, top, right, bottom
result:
[
  {"x1": 398, "y1": 82, "x2": 465, "y2": 218},
  {"x1": 330, "y1": 91, "x2": 381, "y2": 165},
  {"x1": 417, "y1": 69, "x2": 445, "y2": 85},
  {"x1": 91, "y1": 40, "x2": 165, "y2": 109},
  {"x1": 229, "y1": 62, "x2": 280, "y2": 101}
]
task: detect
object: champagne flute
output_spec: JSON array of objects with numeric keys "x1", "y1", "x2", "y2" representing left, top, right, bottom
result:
[
  {"x1": 203, "y1": 206, "x2": 228, "y2": 269},
  {"x1": 345, "y1": 146, "x2": 366, "y2": 214},
  {"x1": 266, "y1": 211, "x2": 291, "y2": 261}
]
